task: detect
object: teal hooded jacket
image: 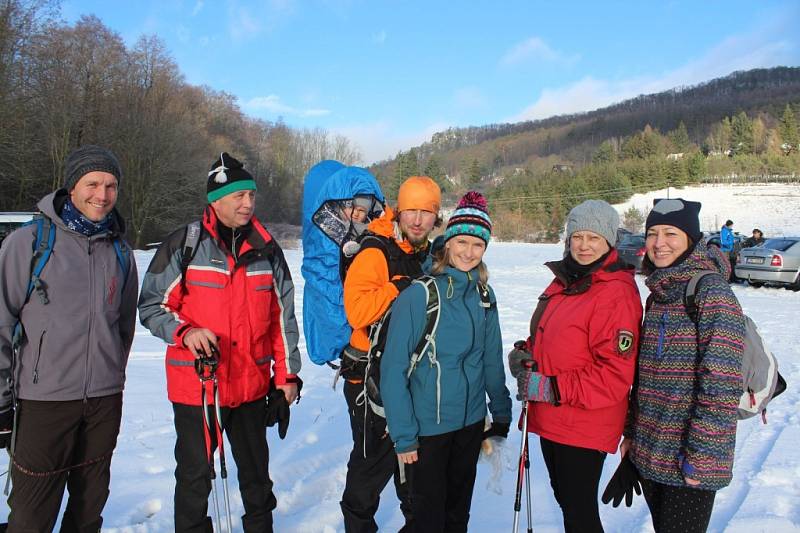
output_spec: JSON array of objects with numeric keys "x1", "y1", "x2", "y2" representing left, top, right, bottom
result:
[{"x1": 380, "y1": 266, "x2": 512, "y2": 453}]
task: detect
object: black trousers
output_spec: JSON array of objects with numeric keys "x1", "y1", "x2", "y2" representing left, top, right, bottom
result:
[
  {"x1": 8, "y1": 393, "x2": 123, "y2": 533},
  {"x1": 173, "y1": 398, "x2": 276, "y2": 533},
  {"x1": 406, "y1": 421, "x2": 484, "y2": 533},
  {"x1": 641, "y1": 478, "x2": 716, "y2": 533},
  {"x1": 539, "y1": 437, "x2": 607, "y2": 533},
  {"x1": 340, "y1": 380, "x2": 412, "y2": 533}
]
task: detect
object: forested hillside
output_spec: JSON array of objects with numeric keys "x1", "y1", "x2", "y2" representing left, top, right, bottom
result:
[
  {"x1": 0, "y1": 1, "x2": 360, "y2": 246},
  {"x1": 372, "y1": 67, "x2": 800, "y2": 241}
]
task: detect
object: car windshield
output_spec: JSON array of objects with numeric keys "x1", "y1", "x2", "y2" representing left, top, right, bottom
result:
[
  {"x1": 762, "y1": 238, "x2": 798, "y2": 252},
  {"x1": 620, "y1": 235, "x2": 645, "y2": 247}
]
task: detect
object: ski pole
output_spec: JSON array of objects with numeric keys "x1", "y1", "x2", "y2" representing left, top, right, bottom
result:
[
  {"x1": 213, "y1": 376, "x2": 234, "y2": 533},
  {"x1": 196, "y1": 349, "x2": 222, "y2": 532},
  {"x1": 513, "y1": 359, "x2": 536, "y2": 533},
  {"x1": 523, "y1": 405, "x2": 533, "y2": 533}
]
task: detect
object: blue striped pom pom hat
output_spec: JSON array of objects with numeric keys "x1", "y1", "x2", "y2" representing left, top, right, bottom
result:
[{"x1": 444, "y1": 191, "x2": 492, "y2": 245}]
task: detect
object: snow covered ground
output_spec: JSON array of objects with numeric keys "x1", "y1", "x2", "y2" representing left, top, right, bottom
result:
[
  {"x1": 615, "y1": 182, "x2": 800, "y2": 237},
  {"x1": 1, "y1": 184, "x2": 798, "y2": 532}
]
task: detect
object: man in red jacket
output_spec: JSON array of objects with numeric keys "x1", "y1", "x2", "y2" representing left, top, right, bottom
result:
[{"x1": 139, "y1": 153, "x2": 301, "y2": 532}]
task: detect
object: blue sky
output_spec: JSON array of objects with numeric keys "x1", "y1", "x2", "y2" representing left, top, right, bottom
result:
[{"x1": 62, "y1": 1, "x2": 799, "y2": 164}]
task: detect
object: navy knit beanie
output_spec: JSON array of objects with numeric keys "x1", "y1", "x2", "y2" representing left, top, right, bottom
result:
[{"x1": 645, "y1": 198, "x2": 702, "y2": 242}]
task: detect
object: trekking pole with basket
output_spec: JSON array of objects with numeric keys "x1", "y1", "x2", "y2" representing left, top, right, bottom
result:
[
  {"x1": 513, "y1": 358, "x2": 535, "y2": 533},
  {"x1": 195, "y1": 346, "x2": 233, "y2": 532}
]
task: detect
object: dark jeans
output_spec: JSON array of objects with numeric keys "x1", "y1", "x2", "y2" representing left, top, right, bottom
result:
[
  {"x1": 406, "y1": 421, "x2": 484, "y2": 533},
  {"x1": 539, "y1": 437, "x2": 607, "y2": 533},
  {"x1": 173, "y1": 398, "x2": 276, "y2": 533},
  {"x1": 340, "y1": 380, "x2": 412, "y2": 533},
  {"x1": 8, "y1": 393, "x2": 123, "y2": 533},
  {"x1": 641, "y1": 478, "x2": 716, "y2": 533}
]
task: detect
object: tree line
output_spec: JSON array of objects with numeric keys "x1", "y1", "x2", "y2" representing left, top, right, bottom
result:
[{"x1": 0, "y1": 1, "x2": 360, "y2": 246}]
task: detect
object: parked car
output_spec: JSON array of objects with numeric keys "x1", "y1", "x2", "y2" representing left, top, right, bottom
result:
[
  {"x1": 617, "y1": 233, "x2": 646, "y2": 272},
  {"x1": 735, "y1": 237, "x2": 800, "y2": 291},
  {"x1": 705, "y1": 231, "x2": 744, "y2": 250},
  {"x1": 0, "y1": 212, "x2": 37, "y2": 248}
]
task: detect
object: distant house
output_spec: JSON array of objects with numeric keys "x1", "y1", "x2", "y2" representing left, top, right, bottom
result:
[
  {"x1": 666, "y1": 153, "x2": 684, "y2": 161},
  {"x1": 552, "y1": 164, "x2": 572, "y2": 173}
]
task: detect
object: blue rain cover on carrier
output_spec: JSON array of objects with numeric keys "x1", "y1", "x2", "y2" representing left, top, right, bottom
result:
[{"x1": 301, "y1": 161, "x2": 384, "y2": 365}]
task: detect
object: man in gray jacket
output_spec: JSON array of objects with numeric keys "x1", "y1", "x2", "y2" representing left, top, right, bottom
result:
[{"x1": 0, "y1": 145, "x2": 138, "y2": 531}]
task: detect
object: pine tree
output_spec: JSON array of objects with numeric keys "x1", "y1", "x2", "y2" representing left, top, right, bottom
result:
[
  {"x1": 730, "y1": 111, "x2": 754, "y2": 155},
  {"x1": 391, "y1": 149, "x2": 419, "y2": 197},
  {"x1": 668, "y1": 121, "x2": 690, "y2": 152},
  {"x1": 466, "y1": 158, "x2": 483, "y2": 186},
  {"x1": 779, "y1": 104, "x2": 799, "y2": 154},
  {"x1": 423, "y1": 156, "x2": 447, "y2": 192}
]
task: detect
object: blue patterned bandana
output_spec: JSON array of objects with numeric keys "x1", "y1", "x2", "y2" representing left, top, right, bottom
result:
[{"x1": 61, "y1": 199, "x2": 114, "y2": 236}]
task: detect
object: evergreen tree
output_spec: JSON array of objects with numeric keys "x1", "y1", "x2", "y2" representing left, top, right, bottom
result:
[
  {"x1": 730, "y1": 111, "x2": 754, "y2": 155},
  {"x1": 466, "y1": 158, "x2": 483, "y2": 185},
  {"x1": 592, "y1": 140, "x2": 616, "y2": 164},
  {"x1": 668, "y1": 121, "x2": 690, "y2": 152},
  {"x1": 687, "y1": 152, "x2": 706, "y2": 183},
  {"x1": 621, "y1": 206, "x2": 646, "y2": 233},
  {"x1": 391, "y1": 148, "x2": 419, "y2": 197},
  {"x1": 423, "y1": 156, "x2": 447, "y2": 192},
  {"x1": 779, "y1": 104, "x2": 799, "y2": 154}
]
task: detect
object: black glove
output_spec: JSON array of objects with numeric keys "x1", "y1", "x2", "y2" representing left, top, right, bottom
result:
[
  {"x1": 0, "y1": 408, "x2": 13, "y2": 449},
  {"x1": 482, "y1": 421, "x2": 510, "y2": 440},
  {"x1": 601, "y1": 456, "x2": 642, "y2": 507},
  {"x1": 266, "y1": 388, "x2": 290, "y2": 439}
]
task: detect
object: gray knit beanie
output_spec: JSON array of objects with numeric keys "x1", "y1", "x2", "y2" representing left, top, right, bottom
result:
[
  {"x1": 565, "y1": 199, "x2": 620, "y2": 246},
  {"x1": 63, "y1": 145, "x2": 122, "y2": 191}
]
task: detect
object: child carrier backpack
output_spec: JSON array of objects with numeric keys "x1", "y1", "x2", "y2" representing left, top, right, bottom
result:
[
  {"x1": 11, "y1": 215, "x2": 131, "y2": 351},
  {"x1": 685, "y1": 271, "x2": 787, "y2": 423}
]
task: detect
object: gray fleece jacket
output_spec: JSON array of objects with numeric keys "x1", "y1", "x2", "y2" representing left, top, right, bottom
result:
[{"x1": 0, "y1": 190, "x2": 138, "y2": 409}]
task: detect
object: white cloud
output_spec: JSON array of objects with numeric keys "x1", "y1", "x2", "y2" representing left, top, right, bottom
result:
[
  {"x1": 500, "y1": 36, "x2": 579, "y2": 67},
  {"x1": 228, "y1": 6, "x2": 261, "y2": 42},
  {"x1": 245, "y1": 95, "x2": 331, "y2": 118},
  {"x1": 191, "y1": 0, "x2": 204, "y2": 16},
  {"x1": 334, "y1": 121, "x2": 451, "y2": 165},
  {"x1": 372, "y1": 30, "x2": 387, "y2": 45},
  {"x1": 510, "y1": 28, "x2": 798, "y2": 122}
]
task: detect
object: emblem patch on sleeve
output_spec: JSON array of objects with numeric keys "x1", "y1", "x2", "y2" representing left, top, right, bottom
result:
[{"x1": 617, "y1": 329, "x2": 634, "y2": 357}]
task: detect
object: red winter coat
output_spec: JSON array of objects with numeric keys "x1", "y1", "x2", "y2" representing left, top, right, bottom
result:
[
  {"x1": 138, "y1": 207, "x2": 301, "y2": 407},
  {"x1": 525, "y1": 251, "x2": 642, "y2": 453}
]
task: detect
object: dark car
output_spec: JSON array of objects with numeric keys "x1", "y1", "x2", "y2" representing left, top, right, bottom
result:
[
  {"x1": 735, "y1": 237, "x2": 800, "y2": 291},
  {"x1": 617, "y1": 233, "x2": 646, "y2": 272}
]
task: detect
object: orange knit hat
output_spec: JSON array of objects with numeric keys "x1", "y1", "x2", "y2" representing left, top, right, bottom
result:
[{"x1": 397, "y1": 176, "x2": 441, "y2": 213}]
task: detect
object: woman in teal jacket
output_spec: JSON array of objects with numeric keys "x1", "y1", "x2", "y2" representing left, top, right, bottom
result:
[{"x1": 381, "y1": 191, "x2": 512, "y2": 533}]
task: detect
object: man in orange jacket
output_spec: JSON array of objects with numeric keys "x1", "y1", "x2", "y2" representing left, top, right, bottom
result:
[{"x1": 340, "y1": 176, "x2": 441, "y2": 533}]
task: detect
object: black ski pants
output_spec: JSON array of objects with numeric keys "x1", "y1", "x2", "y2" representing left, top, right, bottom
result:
[
  {"x1": 7, "y1": 393, "x2": 122, "y2": 533},
  {"x1": 641, "y1": 478, "x2": 716, "y2": 533},
  {"x1": 539, "y1": 436, "x2": 607, "y2": 533},
  {"x1": 340, "y1": 380, "x2": 412, "y2": 533},
  {"x1": 406, "y1": 420, "x2": 484, "y2": 533},
  {"x1": 173, "y1": 398, "x2": 276, "y2": 533}
]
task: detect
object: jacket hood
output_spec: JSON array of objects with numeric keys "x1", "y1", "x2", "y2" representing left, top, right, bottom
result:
[
  {"x1": 645, "y1": 239, "x2": 730, "y2": 302},
  {"x1": 38, "y1": 189, "x2": 127, "y2": 236},
  {"x1": 543, "y1": 249, "x2": 635, "y2": 297}
]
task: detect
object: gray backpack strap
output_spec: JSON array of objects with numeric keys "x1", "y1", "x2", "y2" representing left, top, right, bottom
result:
[{"x1": 179, "y1": 221, "x2": 203, "y2": 292}]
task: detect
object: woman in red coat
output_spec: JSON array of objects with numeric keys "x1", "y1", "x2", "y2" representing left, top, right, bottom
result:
[{"x1": 509, "y1": 199, "x2": 643, "y2": 532}]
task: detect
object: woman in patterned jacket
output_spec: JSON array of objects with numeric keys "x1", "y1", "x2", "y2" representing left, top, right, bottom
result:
[{"x1": 621, "y1": 198, "x2": 745, "y2": 533}]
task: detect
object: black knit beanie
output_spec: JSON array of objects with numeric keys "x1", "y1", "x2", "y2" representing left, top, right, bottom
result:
[
  {"x1": 645, "y1": 198, "x2": 702, "y2": 241},
  {"x1": 63, "y1": 145, "x2": 122, "y2": 191},
  {"x1": 206, "y1": 152, "x2": 257, "y2": 203}
]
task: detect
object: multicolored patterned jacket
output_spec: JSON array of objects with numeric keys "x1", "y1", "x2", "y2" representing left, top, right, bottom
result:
[{"x1": 626, "y1": 240, "x2": 744, "y2": 490}]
